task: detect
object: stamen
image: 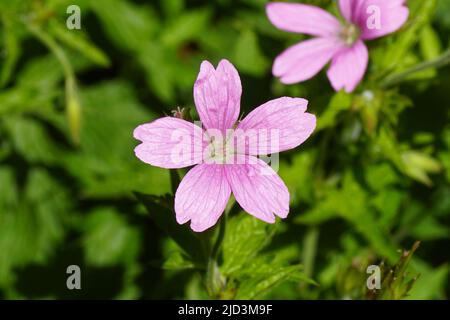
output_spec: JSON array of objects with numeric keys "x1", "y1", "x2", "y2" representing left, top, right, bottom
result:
[{"x1": 340, "y1": 24, "x2": 361, "y2": 46}]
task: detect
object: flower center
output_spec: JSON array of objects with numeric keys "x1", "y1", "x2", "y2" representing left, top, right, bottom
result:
[
  {"x1": 340, "y1": 23, "x2": 360, "y2": 46},
  {"x1": 205, "y1": 131, "x2": 235, "y2": 164}
]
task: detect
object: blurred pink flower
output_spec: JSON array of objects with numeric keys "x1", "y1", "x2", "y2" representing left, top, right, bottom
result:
[
  {"x1": 134, "y1": 60, "x2": 316, "y2": 232},
  {"x1": 266, "y1": 0, "x2": 409, "y2": 92}
]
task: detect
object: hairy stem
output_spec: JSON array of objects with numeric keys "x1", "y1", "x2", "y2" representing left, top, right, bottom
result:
[{"x1": 381, "y1": 48, "x2": 450, "y2": 88}]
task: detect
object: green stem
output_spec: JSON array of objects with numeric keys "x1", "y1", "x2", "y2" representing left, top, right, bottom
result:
[
  {"x1": 205, "y1": 198, "x2": 235, "y2": 298},
  {"x1": 24, "y1": 20, "x2": 81, "y2": 144},
  {"x1": 302, "y1": 227, "x2": 319, "y2": 280},
  {"x1": 381, "y1": 48, "x2": 450, "y2": 88},
  {"x1": 211, "y1": 212, "x2": 227, "y2": 260},
  {"x1": 205, "y1": 217, "x2": 226, "y2": 299},
  {"x1": 25, "y1": 22, "x2": 75, "y2": 82}
]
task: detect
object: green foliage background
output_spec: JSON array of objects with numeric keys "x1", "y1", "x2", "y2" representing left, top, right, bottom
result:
[{"x1": 0, "y1": 0, "x2": 449, "y2": 299}]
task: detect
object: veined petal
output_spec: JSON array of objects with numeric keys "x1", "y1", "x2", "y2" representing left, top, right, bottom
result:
[
  {"x1": 327, "y1": 40, "x2": 368, "y2": 93},
  {"x1": 175, "y1": 164, "x2": 231, "y2": 232},
  {"x1": 134, "y1": 117, "x2": 204, "y2": 169},
  {"x1": 273, "y1": 37, "x2": 344, "y2": 85},
  {"x1": 194, "y1": 59, "x2": 241, "y2": 131},
  {"x1": 338, "y1": 0, "x2": 363, "y2": 22},
  {"x1": 225, "y1": 156, "x2": 289, "y2": 224},
  {"x1": 266, "y1": 2, "x2": 341, "y2": 37},
  {"x1": 236, "y1": 97, "x2": 316, "y2": 155},
  {"x1": 339, "y1": 0, "x2": 409, "y2": 40}
]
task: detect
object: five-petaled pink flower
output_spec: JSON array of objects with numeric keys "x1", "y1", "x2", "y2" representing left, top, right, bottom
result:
[
  {"x1": 134, "y1": 60, "x2": 316, "y2": 232},
  {"x1": 267, "y1": 0, "x2": 409, "y2": 92}
]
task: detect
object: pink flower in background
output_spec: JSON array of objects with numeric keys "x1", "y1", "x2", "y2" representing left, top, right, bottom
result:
[
  {"x1": 134, "y1": 60, "x2": 316, "y2": 232},
  {"x1": 266, "y1": 0, "x2": 409, "y2": 92}
]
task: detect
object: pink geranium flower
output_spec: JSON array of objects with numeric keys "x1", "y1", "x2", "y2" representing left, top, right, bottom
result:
[
  {"x1": 267, "y1": 0, "x2": 409, "y2": 92},
  {"x1": 134, "y1": 60, "x2": 316, "y2": 232}
]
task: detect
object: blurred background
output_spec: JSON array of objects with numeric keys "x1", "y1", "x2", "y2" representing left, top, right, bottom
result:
[{"x1": 0, "y1": 0, "x2": 449, "y2": 299}]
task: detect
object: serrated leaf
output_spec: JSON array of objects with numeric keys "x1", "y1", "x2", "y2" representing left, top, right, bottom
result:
[
  {"x1": 221, "y1": 214, "x2": 274, "y2": 276},
  {"x1": 235, "y1": 265, "x2": 314, "y2": 299},
  {"x1": 159, "y1": 251, "x2": 195, "y2": 271}
]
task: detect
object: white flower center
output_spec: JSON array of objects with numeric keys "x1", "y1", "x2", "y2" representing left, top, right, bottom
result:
[
  {"x1": 205, "y1": 131, "x2": 236, "y2": 164},
  {"x1": 340, "y1": 23, "x2": 360, "y2": 46}
]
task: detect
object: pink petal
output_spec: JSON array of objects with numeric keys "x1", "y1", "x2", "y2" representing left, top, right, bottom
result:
[
  {"x1": 273, "y1": 37, "x2": 344, "y2": 85},
  {"x1": 134, "y1": 117, "x2": 205, "y2": 169},
  {"x1": 236, "y1": 97, "x2": 316, "y2": 154},
  {"x1": 338, "y1": 0, "x2": 362, "y2": 22},
  {"x1": 340, "y1": 0, "x2": 409, "y2": 40},
  {"x1": 327, "y1": 40, "x2": 368, "y2": 93},
  {"x1": 193, "y1": 59, "x2": 241, "y2": 131},
  {"x1": 225, "y1": 156, "x2": 289, "y2": 223},
  {"x1": 266, "y1": 2, "x2": 341, "y2": 37},
  {"x1": 175, "y1": 164, "x2": 231, "y2": 232}
]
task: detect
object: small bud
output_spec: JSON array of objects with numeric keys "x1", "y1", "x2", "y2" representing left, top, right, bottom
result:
[{"x1": 66, "y1": 79, "x2": 81, "y2": 145}]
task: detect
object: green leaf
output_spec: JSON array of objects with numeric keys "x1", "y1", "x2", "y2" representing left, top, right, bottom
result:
[
  {"x1": 419, "y1": 24, "x2": 442, "y2": 60},
  {"x1": 159, "y1": 251, "x2": 195, "y2": 271},
  {"x1": 221, "y1": 214, "x2": 274, "y2": 276},
  {"x1": 296, "y1": 172, "x2": 398, "y2": 262},
  {"x1": 49, "y1": 21, "x2": 110, "y2": 67},
  {"x1": 317, "y1": 91, "x2": 353, "y2": 131},
  {"x1": 0, "y1": 169, "x2": 69, "y2": 287},
  {"x1": 371, "y1": 188, "x2": 403, "y2": 229},
  {"x1": 402, "y1": 151, "x2": 442, "y2": 186},
  {"x1": 161, "y1": 8, "x2": 212, "y2": 47},
  {"x1": 0, "y1": 17, "x2": 22, "y2": 87},
  {"x1": 233, "y1": 28, "x2": 269, "y2": 76},
  {"x1": 0, "y1": 84, "x2": 59, "y2": 116},
  {"x1": 62, "y1": 80, "x2": 170, "y2": 198},
  {"x1": 235, "y1": 265, "x2": 313, "y2": 299},
  {"x1": 160, "y1": 0, "x2": 185, "y2": 18},
  {"x1": 365, "y1": 163, "x2": 399, "y2": 191},
  {"x1": 18, "y1": 53, "x2": 91, "y2": 89},
  {"x1": 3, "y1": 116, "x2": 62, "y2": 164},
  {"x1": 138, "y1": 43, "x2": 176, "y2": 102},
  {"x1": 90, "y1": 0, "x2": 159, "y2": 51},
  {"x1": 380, "y1": 0, "x2": 438, "y2": 74},
  {"x1": 278, "y1": 151, "x2": 315, "y2": 205},
  {"x1": 407, "y1": 264, "x2": 449, "y2": 300},
  {"x1": 82, "y1": 208, "x2": 141, "y2": 266},
  {"x1": 410, "y1": 215, "x2": 450, "y2": 241}
]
